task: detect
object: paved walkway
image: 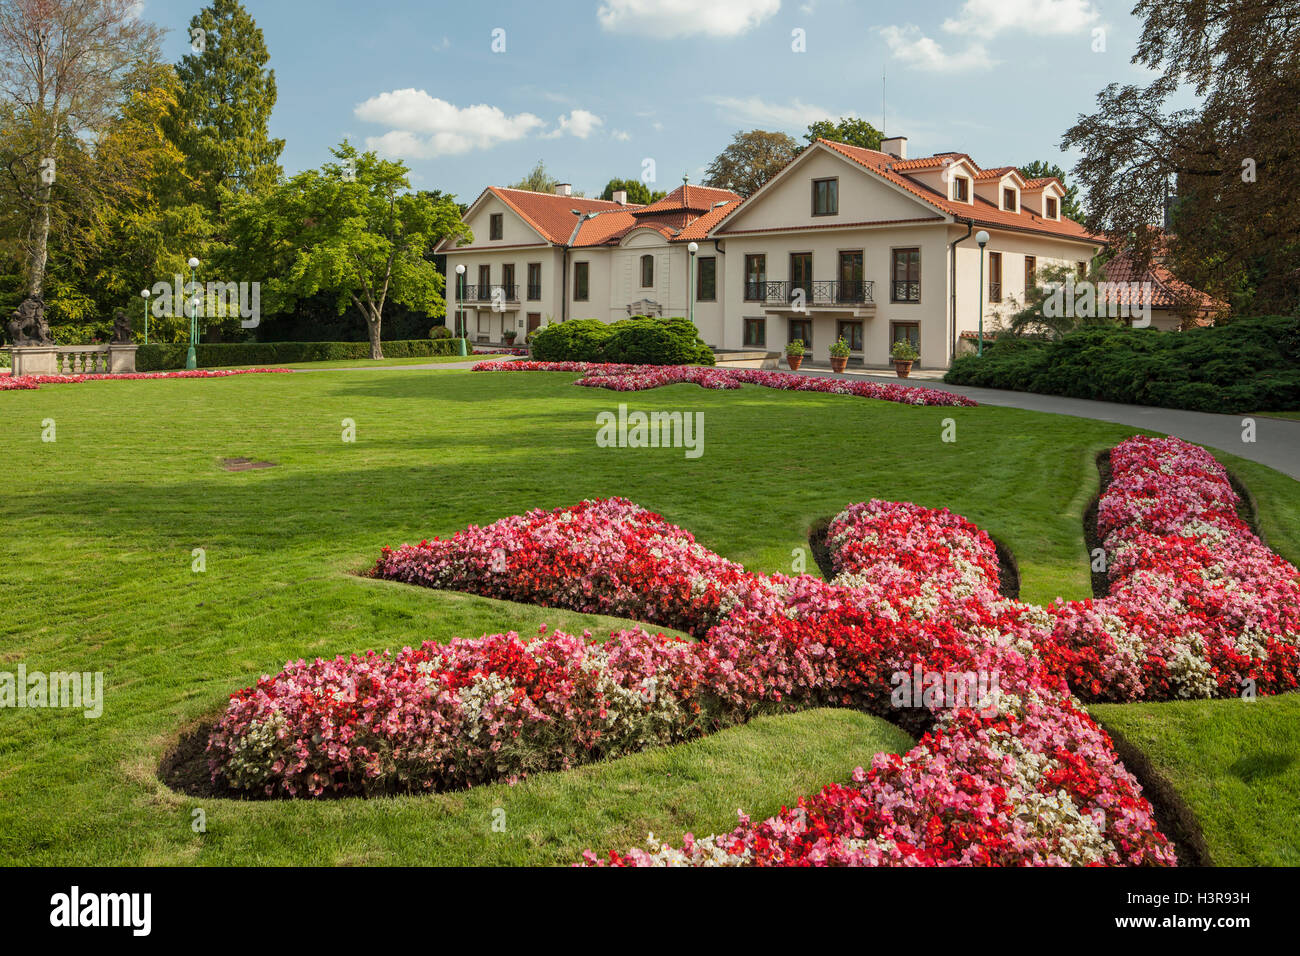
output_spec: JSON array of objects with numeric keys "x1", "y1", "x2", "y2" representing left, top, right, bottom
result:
[{"x1": 791, "y1": 366, "x2": 1300, "y2": 480}]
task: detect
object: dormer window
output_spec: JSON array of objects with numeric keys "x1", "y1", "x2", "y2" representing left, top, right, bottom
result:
[
  {"x1": 953, "y1": 176, "x2": 969, "y2": 202},
  {"x1": 490, "y1": 213, "x2": 503, "y2": 240},
  {"x1": 1046, "y1": 196, "x2": 1058, "y2": 219},
  {"x1": 1003, "y1": 188, "x2": 1018, "y2": 212},
  {"x1": 812, "y1": 177, "x2": 838, "y2": 216}
]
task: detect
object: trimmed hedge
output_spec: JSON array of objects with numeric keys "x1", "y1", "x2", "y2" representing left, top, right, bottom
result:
[
  {"x1": 944, "y1": 316, "x2": 1300, "y2": 413},
  {"x1": 529, "y1": 317, "x2": 715, "y2": 366},
  {"x1": 136, "y1": 339, "x2": 468, "y2": 371}
]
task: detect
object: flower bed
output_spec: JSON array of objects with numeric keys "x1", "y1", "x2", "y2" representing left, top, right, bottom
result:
[
  {"x1": 0, "y1": 368, "x2": 292, "y2": 391},
  {"x1": 471, "y1": 360, "x2": 978, "y2": 408},
  {"x1": 1040, "y1": 436, "x2": 1300, "y2": 701},
  {"x1": 207, "y1": 434, "x2": 1297, "y2": 865}
]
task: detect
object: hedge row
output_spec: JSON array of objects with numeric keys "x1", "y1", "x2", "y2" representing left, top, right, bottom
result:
[
  {"x1": 135, "y1": 339, "x2": 468, "y2": 371},
  {"x1": 944, "y1": 316, "x2": 1300, "y2": 413},
  {"x1": 529, "y1": 317, "x2": 714, "y2": 366}
]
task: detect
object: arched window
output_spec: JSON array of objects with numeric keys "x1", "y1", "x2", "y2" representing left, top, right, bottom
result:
[{"x1": 640, "y1": 254, "x2": 654, "y2": 287}]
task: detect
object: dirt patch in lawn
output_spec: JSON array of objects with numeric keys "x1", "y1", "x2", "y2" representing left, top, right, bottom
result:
[{"x1": 219, "y1": 457, "x2": 277, "y2": 472}]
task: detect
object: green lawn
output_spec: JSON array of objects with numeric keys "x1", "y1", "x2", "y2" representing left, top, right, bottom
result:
[
  {"x1": 1, "y1": 367, "x2": 1297, "y2": 865},
  {"x1": 1092, "y1": 695, "x2": 1300, "y2": 866}
]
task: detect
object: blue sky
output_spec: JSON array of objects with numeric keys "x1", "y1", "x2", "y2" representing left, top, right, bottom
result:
[{"x1": 141, "y1": 0, "x2": 1168, "y2": 202}]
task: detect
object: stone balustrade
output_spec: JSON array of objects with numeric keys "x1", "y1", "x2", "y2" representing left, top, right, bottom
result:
[{"x1": 4, "y1": 344, "x2": 139, "y2": 377}]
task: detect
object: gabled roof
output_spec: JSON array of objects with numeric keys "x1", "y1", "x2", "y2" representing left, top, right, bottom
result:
[
  {"x1": 1102, "y1": 240, "x2": 1228, "y2": 323},
  {"x1": 1022, "y1": 177, "x2": 1064, "y2": 191},
  {"x1": 634, "y1": 183, "x2": 740, "y2": 216},
  {"x1": 484, "y1": 187, "x2": 638, "y2": 245},
  {"x1": 814, "y1": 140, "x2": 1101, "y2": 243}
]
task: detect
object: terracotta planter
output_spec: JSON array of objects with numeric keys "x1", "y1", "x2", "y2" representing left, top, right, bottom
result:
[
  {"x1": 829, "y1": 355, "x2": 848, "y2": 373},
  {"x1": 894, "y1": 360, "x2": 913, "y2": 378},
  {"x1": 786, "y1": 354, "x2": 803, "y2": 370}
]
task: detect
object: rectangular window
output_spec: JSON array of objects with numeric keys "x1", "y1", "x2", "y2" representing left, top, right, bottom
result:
[
  {"x1": 744, "y1": 254, "x2": 766, "y2": 301},
  {"x1": 1024, "y1": 255, "x2": 1036, "y2": 293},
  {"x1": 1003, "y1": 188, "x2": 1017, "y2": 212},
  {"x1": 837, "y1": 320, "x2": 863, "y2": 352},
  {"x1": 477, "y1": 313, "x2": 489, "y2": 333},
  {"x1": 789, "y1": 319, "x2": 812, "y2": 349},
  {"x1": 573, "y1": 261, "x2": 589, "y2": 301},
  {"x1": 790, "y1": 252, "x2": 812, "y2": 302},
  {"x1": 988, "y1": 251, "x2": 1002, "y2": 303},
  {"x1": 743, "y1": 317, "x2": 766, "y2": 347},
  {"x1": 477, "y1": 264, "x2": 491, "y2": 300},
  {"x1": 1077, "y1": 260, "x2": 1087, "y2": 280},
  {"x1": 891, "y1": 322, "x2": 920, "y2": 355},
  {"x1": 697, "y1": 256, "x2": 716, "y2": 301},
  {"x1": 891, "y1": 248, "x2": 920, "y2": 302},
  {"x1": 640, "y1": 254, "x2": 654, "y2": 288},
  {"x1": 812, "y1": 177, "x2": 838, "y2": 216},
  {"x1": 501, "y1": 263, "x2": 515, "y2": 300},
  {"x1": 527, "y1": 262, "x2": 542, "y2": 300},
  {"x1": 838, "y1": 250, "x2": 864, "y2": 303},
  {"x1": 954, "y1": 177, "x2": 969, "y2": 202},
  {"x1": 1046, "y1": 196, "x2": 1058, "y2": 219},
  {"x1": 489, "y1": 213, "x2": 503, "y2": 240}
]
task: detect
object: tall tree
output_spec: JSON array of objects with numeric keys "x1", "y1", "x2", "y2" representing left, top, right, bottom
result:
[
  {"x1": 1062, "y1": 0, "x2": 1300, "y2": 315},
  {"x1": 599, "y1": 178, "x2": 666, "y2": 204},
  {"x1": 1018, "y1": 160, "x2": 1083, "y2": 221},
  {"x1": 803, "y1": 117, "x2": 882, "y2": 151},
  {"x1": 173, "y1": 0, "x2": 284, "y2": 216},
  {"x1": 703, "y1": 130, "x2": 798, "y2": 197},
  {"x1": 0, "y1": 0, "x2": 161, "y2": 336},
  {"x1": 223, "y1": 141, "x2": 469, "y2": 359}
]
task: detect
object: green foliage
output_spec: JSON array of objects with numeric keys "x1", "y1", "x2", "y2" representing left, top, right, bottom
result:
[
  {"x1": 599, "y1": 179, "x2": 666, "y2": 204},
  {"x1": 428, "y1": 326, "x2": 452, "y2": 340},
  {"x1": 890, "y1": 339, "x2": 920, "y2": 362},
  {"x1": 703, "y1": 130, "x2": 798, "y2": 197},
  {"x1": 172, "y1": 0, "x2": 284, "y2": 210},
  {"x1": 785, "y1": 338, "x2": 805, "y2": 356},
  {"x1": 803, "y1": 117, "x2": 883, "y2": 151},
  {"x1": 945, "y1": 315, "x2": 1300, "y2": 412},
  {"x1": 528, "y1": 317, "x2": 714, "y2": 365},
  {"x1": 829, "y1": 336, "x2": 851, "y2": 358},
  {"x1": 135, "y1": 338, "x2": 468, "y2": 371}
]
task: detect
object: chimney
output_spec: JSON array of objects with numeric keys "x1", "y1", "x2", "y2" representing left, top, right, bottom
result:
[
  {"x1": 554, "y1": 183, "x2": 572, "y2": 196},
  {"x1": 881, "y1": 136, "x2": 908, "y2": 160},
  {"x1": 612, "y1": 189, "x2": 628, "y2": 205}
]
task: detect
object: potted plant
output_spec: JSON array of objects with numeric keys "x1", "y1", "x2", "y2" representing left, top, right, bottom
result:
[
  {"x1": 828, "y1": 336, "x2": 851, "y2": 373},
  {"x1": 785, "y1": 338, "x2": 805, "y2": 371},
  {"x1": 502, "y1": 328, "x2": 518, "y2": 345},
  {"x1": 890, "y1": 339, "x2": 920, "y2": 378}
]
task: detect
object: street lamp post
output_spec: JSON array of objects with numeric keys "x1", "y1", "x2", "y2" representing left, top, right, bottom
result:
[
  {"x1": 687, "y1": 242, "x2": 698, "y2": 326},
  {"x1": 185, "y1": 257, "x2": 200, "y2": 370},
  {"x1": 454, "y1": 263, "x2": 467, "y2": 357},
  {"x1": 140, "y1": 289, "x2": 151, "y2": 345},
  {"x1": 975, "y1": 231, "x2": 990, "y2": 357}
]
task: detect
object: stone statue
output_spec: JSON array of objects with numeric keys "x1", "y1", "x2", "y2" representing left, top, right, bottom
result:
[
  {"x1": 6, "y1": 296, "x2": 54, "y2": 346},
  {"x1": 112, "y1": 307, "x2": 132, "y2": 344}
]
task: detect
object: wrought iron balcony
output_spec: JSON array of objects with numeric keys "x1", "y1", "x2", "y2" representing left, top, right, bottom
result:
[
  {"x1": 461, "y1": 284, "x2": 520, "y2": 304},
  {"x1": 744, "y1": 279, "x2": 874, "y2": 306}
]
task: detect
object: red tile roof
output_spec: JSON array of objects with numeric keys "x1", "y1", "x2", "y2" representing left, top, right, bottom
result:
[
  {"x1": 635, "y1": 183, "x2": 741, "y2": 216},
  {"x1": 815, "y1": 140, "x2": 1102, "y2": 243},
  {"x1": 485, "y1": 187, "x2": 640, "y2": 245},
  {"x1": 1102, "y1": 245, "x2": 1228, "y2": 324}
]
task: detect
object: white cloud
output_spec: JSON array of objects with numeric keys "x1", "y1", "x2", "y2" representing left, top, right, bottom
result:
[
  {"x1": 942, "y1": 0, "x2": 1100, "y2": 37},
  {"x1": 709, "y1": 95, "x2": 843, "y2": 130},
  {"x1": 597, "y1": 0, "x2": 781, "y2": 38},
  {"x1": 354, "y1": 89, "x2": 543, "y2": 158},
  {"x1": 881, "y1": 25, "x2": 994, "y2": 72},
  {"x1": 612, "y1": 129, "x2": 632, "y2": 142},
  {"x1": 557, "y1": 109, "x2": 603, "y2": 139}
]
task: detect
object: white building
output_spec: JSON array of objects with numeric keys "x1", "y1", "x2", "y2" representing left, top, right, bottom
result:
[{"x1": 437, "y1": 137, "x2": 1105, "y2": 368}]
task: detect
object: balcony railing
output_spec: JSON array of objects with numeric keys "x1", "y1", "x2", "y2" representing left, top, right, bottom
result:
[
  {"x1": 461, "y1": 284, "x2": 520, "y2": 304},
  {"x1": 744, "y1": 279, "x2": 874, "y2": 306}
]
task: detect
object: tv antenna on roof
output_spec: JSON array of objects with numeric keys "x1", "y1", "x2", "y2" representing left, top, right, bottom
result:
[{"x1": 882, "y1": 63, "x2": 887, "y2": 135}]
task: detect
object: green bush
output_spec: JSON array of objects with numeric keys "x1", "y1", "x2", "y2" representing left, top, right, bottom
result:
[
  {"x1": 944, "y1": 316, "x2": 1300, "y2": 412},
  {"x1": 530, "y1": 316, "x2": 713, "y2": 366},
  {"x1": 135, "y1": 338, "x2": 468, "y2": 371},
  {"x1": 429, "y1": 326, "x2": 452, "y2": 340}
]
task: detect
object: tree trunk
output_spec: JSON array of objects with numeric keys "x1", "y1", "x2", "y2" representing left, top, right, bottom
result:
[
  {"x1": 366, "y1": 309, "x2": 383, "y2": 360},
  {"x1": 26, "y1": 185, "x2": 51, "y2": 299}
]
